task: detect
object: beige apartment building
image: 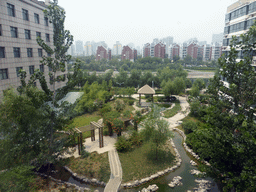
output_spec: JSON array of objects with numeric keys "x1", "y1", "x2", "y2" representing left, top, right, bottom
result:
[{"x1": 0, "y1": 0, "x2": 67, "y2": 94}]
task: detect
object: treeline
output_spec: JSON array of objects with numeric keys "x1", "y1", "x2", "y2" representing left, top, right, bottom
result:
[{"x1": 68, "y1": 55, "x2": 217, "y2": 72}]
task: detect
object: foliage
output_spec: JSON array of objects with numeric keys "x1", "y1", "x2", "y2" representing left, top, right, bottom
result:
[
  {"x1": 193, "y1": 78, "x2": 205, "y2": 90},
  {"x1": 141, "y1": 105, "x2": 173, "y2": 160},
  {"x1": 163, "y1": 100, "x2": 181, "y2": 118},
  {"x1": 182, "y1": 120, "x2": 197, "y2": 134},
  {"x1": 189, "y1": 84, "x2": 200, "y2": 97},
  {"x1": 0, "y1": 165, "x2": 38, "y2": 192},
  {"x1": 114, "y1": 99, "x2": 126, "y2": 112},
  {"x1": 186, "y1": 27, "x2": 256, "y2": 191},
  {"x1": 162, "y1": 77, "x2": 186, "y2": 96},
  {"x1": 115, "y1": 136, "x2": 132, "y2": 152}
]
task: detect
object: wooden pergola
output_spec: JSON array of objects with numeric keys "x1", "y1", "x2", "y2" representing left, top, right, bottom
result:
[
  {"x1": 137, "y1": 84, "x2": 156, "y2": 106},
  {"x1": 75, "y1": 121, "x2": 104, "y2": 155}
]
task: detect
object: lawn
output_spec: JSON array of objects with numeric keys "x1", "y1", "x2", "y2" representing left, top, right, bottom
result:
[
  {"x1": 118, "y1": 142, "x2": 176, "y2": 182},
  {"x1": 163, "y1": 100, "x2": 181, "y2": 118},
  {"x1": 59, "y1": 152, "x2": 110, "y2": 183},
  {"x1": 67, "y1": 111, "x2": 102, "y2": 138}
]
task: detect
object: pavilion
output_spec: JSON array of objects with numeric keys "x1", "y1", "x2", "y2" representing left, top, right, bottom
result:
[{"x1": 137, "y1": 84, "x2": 155, "y2": 106}]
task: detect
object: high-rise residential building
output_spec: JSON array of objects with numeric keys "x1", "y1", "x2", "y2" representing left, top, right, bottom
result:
[
  {"x1": 181, "y1": 43, "x2": 188, "y2": 59},
  {"x1": 203, "y1": 44, "x2": 212, "y2": 61},
  {"x1": 143, "y1": 43, "x2": 150, "y2": 58},
  {"x1": 136, "y1": 46, "x2": 141, "y2": 55},
  {"x1": 0, "y1": 0, "x2": 67, "y2": 93},
  {"x1": 212, "y1": 33, "x2": 223, "y2": 44},
  {"x1": 187, "y1": 42, "x2": 199, "y2": 59},
  {"x1": 75, "y1": 40, "x2": 83, "y2": 55},
  {"x1": 84, "y1": 41, "x2": 93, "y2": 56},
  {"x1": 154, "y1": 42, "x2": 166, "y2": 58},
  {"x1": 223, "y1": 0, "x2": 256, "y2": 64},
  {"x1": 161, "y1": 36, "x2": 174, "y2": 55},
  {"x1": 96, "y1": 46, "x2": 108, "y2": 61},
  {"x1": 169, "y1": 43, "x2": 180, "y2": 60},
  {"x1": 112, "y1": 41, "x2": 122, "y2": 55},
  {"x1": 212, "y1": 42, "x2": 222, "y2": 60},
  {"x1": 121, "y1": 45, "x2": 135, "y2": 61}
]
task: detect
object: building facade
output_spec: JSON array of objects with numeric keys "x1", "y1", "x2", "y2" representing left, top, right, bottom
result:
[
  {"x1": 0, "y1": 0, "x2": 67, "y2": 93},
  {"x1": 96, "y1": 46, "x2": 108, "y2": 61},
  {"x1": 154, "y1": 42, "x2": 166, "y2": 58},
  {"x1": 169, "y1": 43, "x2": 180, "y2": 60},
  {"x1": 112, "y1": 41, "x2": 122, "y2": 56},
  {"x1": 121, "y1": 45, "x2": 134, "y2": 61},
  {"x1": 143, "y1": 43, "x2": 150, "y2": 58},
  {"x1": 223, "y1": 0, "x2": 256, "y2": 64}
]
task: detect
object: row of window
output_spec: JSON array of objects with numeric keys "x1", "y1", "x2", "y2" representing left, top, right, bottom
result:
[
  {"x1": 0, "y1": 47, "x2": 49, "y2": 58},
  {"x1": 6, "y1": 26, "x2": 50, "y2": 41},
  {"x1": 224, "y1": 18, "x2": 256, "y2": 34},
  {"x1": 0, "y1": 67, "x2": 65, "y2": 80},
  {"x1": 7, "y1": 3, "x2": 49, "y2": 26}
]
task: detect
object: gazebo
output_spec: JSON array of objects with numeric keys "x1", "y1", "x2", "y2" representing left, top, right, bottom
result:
[{"x1": 137, "y1": 84, "x2": 155, "y2": 106}]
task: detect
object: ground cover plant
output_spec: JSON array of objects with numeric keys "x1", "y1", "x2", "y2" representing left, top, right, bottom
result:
[
  {"x1": 163, "y1": 100, "x2": 181, "y2": 118},
  {"x1": 59, "y1": 152, "x2": 110, "y2": 183},
  {"x1": 118, "y1": 142, "x2": 175, "y2": 182}
]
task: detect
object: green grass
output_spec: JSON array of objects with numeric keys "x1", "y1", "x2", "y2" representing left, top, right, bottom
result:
[
  {"x1": 163, "y1": 100, "x2": 181, "y2": 118},
  {"x1": 118, "y1": 142, "x2": 175, "y2": 182},
  {"x1": 59, "y1": 152, "x2": 110, "y2": 183},
  {"x1": 67, "y1": 111, "x2": 102, "y2": 138}
]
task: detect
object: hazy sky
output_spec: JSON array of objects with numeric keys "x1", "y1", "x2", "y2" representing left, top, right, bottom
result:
[{"x1": 58, "y1": 0, "x2": 237, "y2": 48}]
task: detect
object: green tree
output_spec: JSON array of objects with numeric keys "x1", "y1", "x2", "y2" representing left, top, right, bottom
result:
[
  {"x1": 141, "y1": 105, "x2": 173, "y2": 160},
  {"x1": 189, "y1": 84, "x2": 200, "y2": 97},
  {"x1": 193, "y1": 78, "x2": 205, "y2": 90},
  {"x1": 188, "y1": 31, "x2": 256, "y2": 191}
]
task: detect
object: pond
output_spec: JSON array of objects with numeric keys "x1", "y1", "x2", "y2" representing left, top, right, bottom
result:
[{"x1": 37, "y1": 131, "x2": 220, "y2": 192}]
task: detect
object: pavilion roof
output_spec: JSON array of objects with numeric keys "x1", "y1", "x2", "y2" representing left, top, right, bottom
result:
[{"x1": 137, "y1": 84, "x2": 155, "y2": 94}]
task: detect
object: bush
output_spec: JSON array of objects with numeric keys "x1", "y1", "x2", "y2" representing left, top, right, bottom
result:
[
  {"x1": 115, "y1": 136, "x2": 132, "y2": 152},
  {"x1": 99, "y1": 103, "x2": 112, "y2": 115},
  {"x1": 114, "y1": 99, "x2": 126, "y2": 112},
  {"x1": 129, "y1": 131, "x2": 143, "y2": 146},
  {"x1": 182, "y1": 120, "x2": 197, "y2": 134},
  {"x1": 128, "y1": 100, "x2": 134, "y2": 106},
  {"x1": 81, "y1": 149, "x2": 90, "y2": 158}
]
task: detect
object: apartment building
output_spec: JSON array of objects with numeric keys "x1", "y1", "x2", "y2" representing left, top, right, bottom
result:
[
  {"x1": 121, "y1": 45, "x2": 136, "y2": 61},
  {"x1": 96, "y1": 45, "x2": 108, "y2": 61},
  {"x1": 169, "y1": 43, "x2": 180, "y2": 60},
  {"x1": 223, "y1": 0, "x2": 256, "y2": 64},
  {"x1": 0, "y1": 0, "x2": 67, "y2": 93}
]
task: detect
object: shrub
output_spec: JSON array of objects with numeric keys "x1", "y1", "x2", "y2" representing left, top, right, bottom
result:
[
  {"x1": 81, "y1": 149, "x2": 90, "y2": 158},
  {"x1": 129, "y1": 131, "x2": 143, "y2": 146},
  {"x1": 182, "y1": 120, "x2": 197, "y2": 134},
  {"x1": 114, "y1": 99, "x2": 125, "y2": 112},
  {"x1": 128, "y1": 100, "x2": 134, "y2": 106},
  {"x1": 99, "y1": 103, "x2": 112, "y2": 115},
  {"x1": 115, "y1": 136, "x2": 132, "y2": 152}
]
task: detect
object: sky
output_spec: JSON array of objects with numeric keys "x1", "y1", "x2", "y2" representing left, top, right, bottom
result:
[{"x1": 58, "y1": 0, "x2": 238, "y2": 48}]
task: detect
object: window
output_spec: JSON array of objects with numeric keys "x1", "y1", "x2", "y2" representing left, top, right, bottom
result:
[
  {"x1": 47, "y1": 52, "x2": 51, "y2": 57},
  {"x1": 7, "y1": 3, "x2": 15, "y2": 17},
  {"x1": 13, "y1": 47, "x2": 20, "y2": 58},
  {"x1": 25, "y1": 29, "x2": 31, "y2": 39},
  {"x1": 22, "y1": 9, "x2": 29, "y2": 21},
  {"x1": 10, "y1": 26, "x2": 18, "y2": 38},
  {"x1": 34, "y1": 13, "x2": 39, "y2": 24},
  {"x1": 36, "y1": 31, "x2": 41, "y2": 38},
  {"x1": 38, "y1": 48, "x2": 42, "y2": 57},
  {"x1": 39, "y1": 64, "x2": 44, "y2": 72},
  {"x1": 48, "y1": 66, "x2": 52, "y2": 71},
  {"x1": 44, "y1": 17, "x2": 49, "y2": 26},
  {"x1": 16, "y1": 67, "x2": 23, "y2": 77},
  {"x1": 0, "y1": 69, "x2": 8, "y2": 80},
  {"x1": 46, "y1": 33, "x2": 50, "y2": 42},
  {"x1": 27, "y1": 48, "x2": 33, "y2": 57},
  {"x1": 0, "y1": 47, "x2": 5, "y2": 58},
  {"x1": 29, "y1": 66, "x2": 34, "y2": 75},
  {"x1": 0, "y1": 24, "x2": 2, "y2": 36}
]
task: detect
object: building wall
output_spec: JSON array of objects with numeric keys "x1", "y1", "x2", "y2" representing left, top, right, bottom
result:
[
  {"x1": 143, "y1": 43, "x2": 150, "y2": 58},
  {"x1": 96, "y1": 46, "x2": 107, "y2": 61},
  {"x1": 0, "y1": 0, "x2": 67, "y2": 93},
  {"x1": 121, "y1": 45, "x2": 134, "y2": 61},
  {"x1": 154, "y1": 42, "x2": 165, "y2": 58}
]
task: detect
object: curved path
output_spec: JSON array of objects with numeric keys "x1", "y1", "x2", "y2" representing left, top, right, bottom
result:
[{"x1": 104, "y1": 149, "x2": 122, "y2": 192}]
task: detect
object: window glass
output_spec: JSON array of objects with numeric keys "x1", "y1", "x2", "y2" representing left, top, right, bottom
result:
[
  {"x1": 16, "y1": 67, "x2": 23, "y2": 77},
  {"x1": 22, "y1": 9, "x2": 29, "y2": 20},
  {"x1": 34, "y1": 13, "x2": 39, "y2": 24},
  {"x1": 27, "y1": 48, "x2": 33, "y2": 57},
  {"x1": 36, "y1": 31, "x2": 41, "y2": 38},
  {"x1": 29, "y1": 65, "x2": 34, "y2": 75},
  {"x1": 13, "y1": 47, "x2": 20, "y2": 58},
  {"x1": 0, "y1": 69, "x2": 8, "y2": 80},
  {"x1": 7, "y1": 3, "x2": 15, "y2": 17},
  {"x1": 44, "y1": 17, "x2": 48, "y2": 26},
  {"x1": 38, "y1": 48, "x2": 42, "y2": 57},
  {"x1": 10, "y1": 26, "x2": 18, "y2": 38},
  {"x1": 25, "y1": 29, "x2": 31, "y2": 39},
  {"x1": 39, "y1": 64, "x2": 44, "y2": 72},
  {"x1": 0, "y1": 47, "x2": 5, "y2": 58},
  {"x1": 46, "y1": 33, "x2": 50, "y2": 42}
]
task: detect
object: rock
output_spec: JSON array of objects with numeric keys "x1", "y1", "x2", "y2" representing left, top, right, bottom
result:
[
  {"x1": 190, "y1": 160, "x2": 197, "y2": 166},
  {"x1": 141, "y1": 188, "x2": 149, "y2": 192},
  {"x1": 190, "y1": 169, "x2": 206, "y2": 176},
  {"x1": 147, "y1": 184, "x2": 159, "y2": 191},
  {"x1": 168, "y1": 176, "x2": 183, "y2": 188}
]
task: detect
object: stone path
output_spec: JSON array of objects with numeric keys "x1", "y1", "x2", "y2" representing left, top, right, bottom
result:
[{"x1": 104, "y1": 149, "x2": 122, "y2": 192}]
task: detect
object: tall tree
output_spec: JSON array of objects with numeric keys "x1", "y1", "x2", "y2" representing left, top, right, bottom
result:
[{"x1": 187, "y1": 31, "x2": 256, "y2": 191}]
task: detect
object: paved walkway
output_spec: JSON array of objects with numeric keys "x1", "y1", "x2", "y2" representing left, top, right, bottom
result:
[{"x1": 104, "y1": 149, "x2": 122, "y2": 192}]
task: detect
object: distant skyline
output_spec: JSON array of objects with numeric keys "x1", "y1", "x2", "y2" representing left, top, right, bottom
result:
[{"x1": 58, "y1": 0, "x2": 238, "y2": 48}]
